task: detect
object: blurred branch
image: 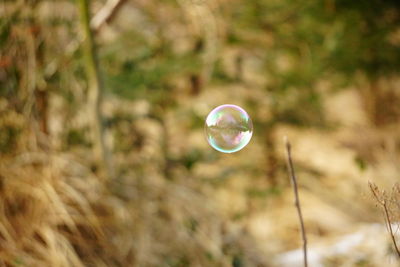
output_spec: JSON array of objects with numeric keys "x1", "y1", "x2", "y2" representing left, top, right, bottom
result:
[
  {"x1": 77, "y1": 0, "x2": 112, "y2": 179},
  {"x1": 369, "y1": 182, "x2": 400, "y2": 259},
  {"x1": 284, "y1": 137, "x2": 308, "y2": 267},
  {"x1": 91, "y1": 0, "x2": 128, "y2": 32},
  {"x1": 45, "y1": 0, "x2": 127, "y2": 78}
]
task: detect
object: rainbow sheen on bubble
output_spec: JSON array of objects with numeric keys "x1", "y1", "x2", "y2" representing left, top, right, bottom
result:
[{"x1": 205, "y1": 104, "x2": 253, "y2": 153}]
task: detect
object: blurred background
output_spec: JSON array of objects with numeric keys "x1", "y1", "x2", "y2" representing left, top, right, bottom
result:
[{"x1": 1, "y1": 0, "x2": 400, "y2": 266}]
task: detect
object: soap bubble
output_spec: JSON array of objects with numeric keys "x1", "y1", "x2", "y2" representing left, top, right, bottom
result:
[{"x1": 205, "y1": 104, "x2": 253, "y2": 153}]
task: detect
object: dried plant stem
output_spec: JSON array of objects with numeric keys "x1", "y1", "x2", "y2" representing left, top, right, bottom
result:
[
  {"x1": 78, "y1": 0, "x2": 112, "y2": 179},
  {"x1": 91, "y1": 0, "x2": 128, "y2": 31},
  {"x1": 383, "y1": 202, "x2": 400, "y2": 258},
  {"x1": 284, "y1": 137, "x2": 308, "y2": 267},
  {"x1": 369, "y1": 182, "x2": 400, "y2": 258}
]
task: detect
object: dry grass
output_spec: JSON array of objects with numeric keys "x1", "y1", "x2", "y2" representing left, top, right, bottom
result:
[
  {"x1": 0, "y1": 153, "x2": 105, "y2": 266},
  {"x1": 0, "y1": 148, "x2": 268, "y2": 267}
]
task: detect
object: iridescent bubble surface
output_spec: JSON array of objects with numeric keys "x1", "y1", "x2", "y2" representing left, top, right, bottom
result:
[{"x1": 205, "y1": 104, "x2": 253, "y2": 153}]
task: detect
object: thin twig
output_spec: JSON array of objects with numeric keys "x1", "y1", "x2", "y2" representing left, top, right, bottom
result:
[
  {"x1": 284, "y1": 137, "x2": 308, "y2": 267},
  {"x1": 383, "y1": 202, "x2": 400, "y2": 258},
  {"x1": 369, "y1": 182, "x2": 400, "y2": 259},
  {"x1": 91, "y1": 0, "x2": 128, "y2": 31}
]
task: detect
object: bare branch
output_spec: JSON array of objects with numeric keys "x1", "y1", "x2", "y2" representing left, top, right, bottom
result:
[
  {"x1": 369, "y1": 181, "x2": 400, "y2": 259},
  {"x1": 284, "y1": 137, "x2": 308, "y2": 267}
]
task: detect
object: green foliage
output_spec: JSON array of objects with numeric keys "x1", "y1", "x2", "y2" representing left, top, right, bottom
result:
[
  {"x1": 211, "y1": 60, "x2": 237, "y2": 84},
  {"x1": 65, "y1": 128, "x2": 91, "y2": 148},
  {"x1": 354, "y1": 155, "x2": 368, "y2": 171},
  {"x1": 227, "y1": 0, "x2": 400, "y2": 126},
  {"x1": 0, "y1": 125, "x2": 20, "y2": 153},
  {"x1": 246, "y1": 187, "x2": 281, "y2": 198},
  {"x1": 329, "y1": 0, "x2": 400, "y2": 78},
  {"x1": 12, "y1": 257, "x2": 24, "y2": 266},
  {"x1": 101, "y1": 32, "x2": 201, "y2": 103},
  {"x1": 184, "y1": 217, "x2": 199, "y2": 233},
  {"x1": 232, "y1": 254, "x2": 244, "y2": 267},
  {"x1": 165, "y1": 256, "x2": 190, "y2": 267},
  {"x1": 0, "y1": 15, "x2": 20, "y2": 99},
  {"x1": 182, "y1": 149, "x2": 203, "y2": 170}
]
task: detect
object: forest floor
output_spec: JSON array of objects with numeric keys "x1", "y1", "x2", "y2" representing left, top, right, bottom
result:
[{"x1": 2, "y1": 1, "x2": 400, "y2": 266}]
